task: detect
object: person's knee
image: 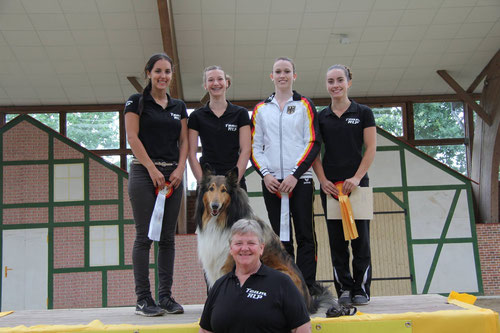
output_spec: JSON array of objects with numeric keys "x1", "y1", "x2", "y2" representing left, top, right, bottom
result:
[{"x1": 134, "y1": 237, "x2": 153, "y2": 249}]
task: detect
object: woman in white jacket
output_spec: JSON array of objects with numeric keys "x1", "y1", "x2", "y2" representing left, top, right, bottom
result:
[{"x1": 251, "y1": 57, "x2": 321, "y2": 293}]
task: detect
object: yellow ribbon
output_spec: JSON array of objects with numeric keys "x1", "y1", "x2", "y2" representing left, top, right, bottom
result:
[{"x1": 336, "y1": 182, "x2": 358, "y2": 241}]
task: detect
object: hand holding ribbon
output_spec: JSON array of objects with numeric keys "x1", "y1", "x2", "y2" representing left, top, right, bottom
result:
[{"x1": 335, "y1": 181, "x2": 358, "y2": 241}]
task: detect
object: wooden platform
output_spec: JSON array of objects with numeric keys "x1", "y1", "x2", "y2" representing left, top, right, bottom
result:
[{"x1": 0, "y1": 295, "x2": 498, "y2": 332}]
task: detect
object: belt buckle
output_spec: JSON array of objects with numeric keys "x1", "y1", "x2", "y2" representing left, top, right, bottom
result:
[{"x1": 155, "y1": 161, "x2": 176, "y2": 167}]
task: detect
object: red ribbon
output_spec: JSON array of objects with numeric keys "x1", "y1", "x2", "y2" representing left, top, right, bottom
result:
[{"x1": 155, "y1": 181, "x2": 173, "y2": 198}]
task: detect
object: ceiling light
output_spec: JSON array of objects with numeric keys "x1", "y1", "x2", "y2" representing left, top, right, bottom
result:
[{"x1": 339, "y1": 34, "x2": 350, "y2": 45}]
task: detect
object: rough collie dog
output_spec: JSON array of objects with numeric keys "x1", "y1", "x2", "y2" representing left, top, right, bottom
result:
[{"x1": 195, "y1": 166, "x2": 332, "y2": 313}]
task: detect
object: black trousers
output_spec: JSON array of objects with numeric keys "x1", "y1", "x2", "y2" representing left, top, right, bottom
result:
[
  {"x1": 128, "y1": 163, "x2": 183, "y2": 301},
  {"x1": 262, "y1": 178, "x2": 317, "y2": 288},
  {"x1": 320, "y1": 178, "x2": 372, "y2": 298}
]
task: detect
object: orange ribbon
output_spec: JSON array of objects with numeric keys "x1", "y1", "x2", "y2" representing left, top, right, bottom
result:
[
  {"x1": 335, "y1": 182, "x2": 358, "y2": 241},
  {"x1": 155, "y1": 181, "x2": 173, "y2": 198}
]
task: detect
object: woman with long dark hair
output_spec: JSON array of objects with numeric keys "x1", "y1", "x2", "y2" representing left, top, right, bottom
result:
[
  {"x1": 124, "y1": 53, "x2": 187, "y2": 316},
  {"x1": 313, "y1": 64, "x2": 376, "y2": 306}
]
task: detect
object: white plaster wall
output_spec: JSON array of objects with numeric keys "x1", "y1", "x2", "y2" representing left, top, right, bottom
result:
[
  {"x1": 446, "y1": 191, "x2": 472, "y2": 239},
  {"x1": 377, "y1": 134, "x2": 398, "y2": 147},
  {"x1": 370, "y1": 150, "x2": 403, "y2": 188},
  {"x1": 428, "y1": 243, "x2": 479, "y2": 293},
  {"x1": 413, "y1": 244, "x2": 438, "y2": 294},
  {"x1": 409, "y1": 190, "x2": 455, "y2": 240},
  {"x1": 405, "y1": 150, "x2": 464, "y2": 186}
]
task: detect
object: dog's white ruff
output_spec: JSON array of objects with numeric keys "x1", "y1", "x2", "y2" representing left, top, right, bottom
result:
[{"x1": 196, "y1": 216, "x2": 232, "y2": 287}]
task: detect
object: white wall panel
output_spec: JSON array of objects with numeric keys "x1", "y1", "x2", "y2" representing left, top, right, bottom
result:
[
  {"x1": 428, "y1": 243, "x2": 479, "y2": 293},
  {"x1": 370, "y1": 150, "x2": 402, "y2": 188},
  {"x1": 409, "y1": 190, "x2": 454, "y2": 239},
  {"x1": 413, "y1": 244, "x2": 438, "y2": 294},
  {"x1": 405, "y1": 150, "x2": 463, "y2": 186}
]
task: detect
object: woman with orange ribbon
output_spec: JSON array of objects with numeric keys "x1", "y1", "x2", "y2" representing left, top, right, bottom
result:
[
  {"x1": 313, "y1": 64, "x2": 376, "y2": 306},
  {"x1": 124, "y1": 53, "x2": 187, "y2": 317}
]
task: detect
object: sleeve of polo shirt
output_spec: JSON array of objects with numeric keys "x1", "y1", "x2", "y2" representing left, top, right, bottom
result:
[
  {"x1": 179, "y1": 101, "x2": 188, "y2": 119},
  {"x1": 281, "y1": 275, "x2": 310, "y2": 330},
  {"x1": 362, "y1": 105, "x2": 376, "y2": 128},
  {"x1": 123, "y1": 93, "x2": 141, "y2": 115},
  {"x1": 292, "y1": 98, "x2": 321, "y2": 179},
  {"x1": 188, "y1": 110, "x2": 201, "y2": 131},
  {"x1": 251, "y1": 103, "x2": 271, "y2": 178},
  {"x1": 238, "y1": 107, "x2": 251, "y2": 127},
  {"x1": 199, "y1": 278, "x2": 223, "y2": 331}
]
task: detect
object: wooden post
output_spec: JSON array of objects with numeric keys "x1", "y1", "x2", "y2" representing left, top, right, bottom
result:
[{"x1": 470, "y1": 56, "x2": 500, "y2": 223}]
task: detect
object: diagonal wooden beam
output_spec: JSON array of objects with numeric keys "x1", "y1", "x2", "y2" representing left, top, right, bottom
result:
[
  {"x1": 467, "y1": 49, "x2": 500, "y2": 93},
  {"x1": 437, "y1": 70, "x2": 492, "y2": 126},
  {"x1": 127, "y1": 76, "x2": 143, "y2": 93},
  {"x1": 157, "y1": 0, "x2": 183, "y2": 100}
]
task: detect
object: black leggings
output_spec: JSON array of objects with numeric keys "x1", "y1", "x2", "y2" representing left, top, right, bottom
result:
[
  {"x1": 262, "y1": 178, "x2": 317, "y2": 288},
  {"x1": 128, "y1": 163, "x2": 183, "y2": 301},
  {"x1": 320, "y1": 178, "x2": 372, "y2": 298}
]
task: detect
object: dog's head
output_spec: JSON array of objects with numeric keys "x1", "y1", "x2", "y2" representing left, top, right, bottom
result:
[{"x1": 196, "y1": 165, "x2": 241, "y2": 229}]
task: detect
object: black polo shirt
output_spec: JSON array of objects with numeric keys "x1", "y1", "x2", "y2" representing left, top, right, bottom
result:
[
  {"x1": 124, "y1": 92, "x2": 187, "y2": 162},
  {"x1": 188, "y1": 101, "x2": 250, "y2": 174},
  {"x1": 318, "y1": 100, "x2": 376, "y2": 181},
  {"x1": 199, "y1": 264, "x2": 310, "y2": 333}
]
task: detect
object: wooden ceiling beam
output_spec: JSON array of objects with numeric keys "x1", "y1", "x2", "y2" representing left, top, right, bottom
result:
[
  {"x1": 437, "y1": 70, "x2": 492, "y2": 126},
  {"x1": 467, "y1": 49, "x2": 500, "y2": 93},
  {"x1": 184, "y1": 93, "x2": 481, "y2": 109},
  {"x1": 0, "y1": 104, "x2": 123, "y2": 113},
  {"x1": 157, "y1": 0, "x2": 183, "y2": 100},
  {"x1": 127, "y1": 76, "x2": 143, "y2": 93}
]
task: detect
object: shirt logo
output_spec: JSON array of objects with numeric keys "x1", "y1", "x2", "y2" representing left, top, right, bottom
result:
[
  {"x1": 225, "y1": 124, "x2": 237, "y2": 132},
  {"x1": 346, "y1": 118, "x2": 360, "y2": 125},
  {"x1": 171, "y1": 114, "x2": 181, "y2": 120},
  {"x1": 125, "y1": 100, "x2": 133, "y2": 107},
  {"x1": 286, "y1": 106, "x2": 296, "y2": 114},
  {"x1": 246, "y1": 288, "x2": 267, "y2": 300}
]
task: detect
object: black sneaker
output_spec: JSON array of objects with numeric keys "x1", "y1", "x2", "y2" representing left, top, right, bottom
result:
[
  {"x1": 135, "y1": 296, "x2": 165, "y2": 317},
  {"x1": 352, "y1": 294, "x2": 369, "y2": 305},
  {"x1": 338, "y1": 290, "x2": 352, "y2": 305},
  {"x1": 159, "y1": 296, "x2": 184, "y2": 314}
]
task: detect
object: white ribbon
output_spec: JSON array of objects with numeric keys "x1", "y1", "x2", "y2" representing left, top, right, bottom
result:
[
  {"x1": 279, "y1": 192, "x2": 290, "y2": 241},
  {"x1": 148, "y1": 187, "x2": 168, "y2": 241}
]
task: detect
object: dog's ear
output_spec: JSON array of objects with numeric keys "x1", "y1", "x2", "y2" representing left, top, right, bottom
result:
[
  {"x1": 225, "y1": 167, "x2": 239, "y2": 188},
  {"x1": 202, "y1": 163, "x2": 215, "y2": 177}
]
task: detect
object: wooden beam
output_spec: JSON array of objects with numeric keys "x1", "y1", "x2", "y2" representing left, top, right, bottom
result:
[
  {"x1": 437, "y1": 70, "x2": 492, "y2": 125},
  {"x1": 119, "y1": 107, "x2": 128, "y2": 170},
  {"x1": 467, "y1": 49, "x2": 500, "y2": 93},
  {"x1": 184, "y1": 93, "x2": 481, "y2": 109},
  {"x1": 404, "y1": 101, "x2": 414, "y2": 142},
  {"x1": 127, "y1": 76, "x2": 143, "y2": 93},
  {"x1": 464, "y1": 103, "x2": 474, "y2": 177},
  {"x1": 157, "y1": 0, "x2": 183, "y2": 100},
  {"x1": 0, "y1": 104, "x2": 123, "y2": 113},
  {"x1": 59, "y1": 112, "x2": 67, "y2": 136},
  {"x1": 410, "y1": 138, "x2": 466, "y2": 146},
  {"x1": 91, "y1": 148, "x2": 132, "y2": 156}
]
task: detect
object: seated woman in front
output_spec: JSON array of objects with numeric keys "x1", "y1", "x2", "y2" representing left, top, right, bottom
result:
[{"x1": 199, "y1": 218, "x2": 311, "y2": 333}]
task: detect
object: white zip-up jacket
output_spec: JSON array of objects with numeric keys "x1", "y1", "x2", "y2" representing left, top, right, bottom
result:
[{"x1": 251, "y1": 91, "x2": 321, "y2": 180}]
